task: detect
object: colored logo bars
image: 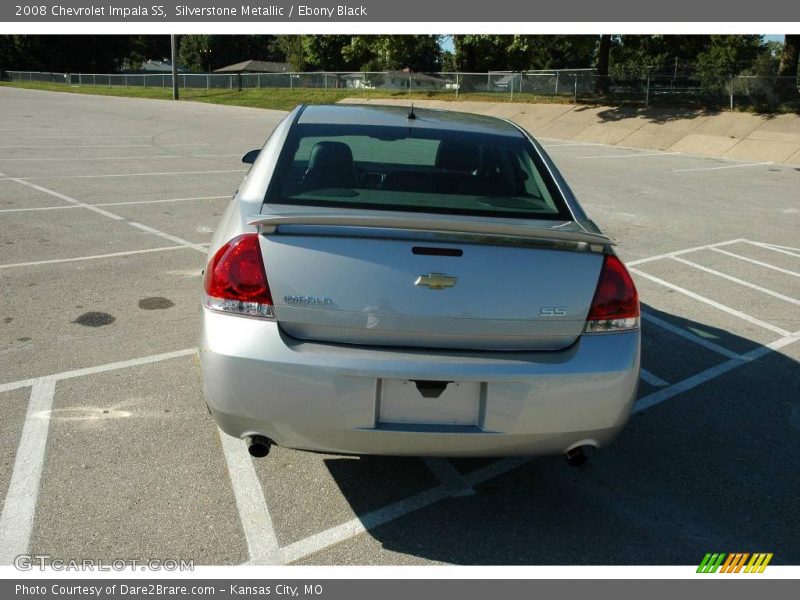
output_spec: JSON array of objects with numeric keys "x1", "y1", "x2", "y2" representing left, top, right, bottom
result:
[{"x1": 697, "y1": 553, "x2": 773, "y2": 573}]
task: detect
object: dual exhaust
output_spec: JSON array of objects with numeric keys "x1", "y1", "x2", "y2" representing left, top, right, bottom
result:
[{"x1": 243, "y1": 435, "x2": 596, "y2": 465}]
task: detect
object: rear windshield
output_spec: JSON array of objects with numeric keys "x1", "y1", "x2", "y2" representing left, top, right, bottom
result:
[{"x1": 265, "y1": 123, "x2": 570, "y2": 220}]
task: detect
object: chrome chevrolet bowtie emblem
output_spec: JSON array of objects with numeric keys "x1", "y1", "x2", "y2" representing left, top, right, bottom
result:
[{"x1": 414, "y1": 272, "x2": 457, "y2": 290}]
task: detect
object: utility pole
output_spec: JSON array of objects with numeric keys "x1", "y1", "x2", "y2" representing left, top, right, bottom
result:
[{"x1": 171, "y1": 34, "x2": 179, "y2": 100}]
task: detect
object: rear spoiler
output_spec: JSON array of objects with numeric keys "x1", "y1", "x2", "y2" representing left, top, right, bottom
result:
[{"x1": 247, "y1": 212, "x2": 614, "y2": 248}]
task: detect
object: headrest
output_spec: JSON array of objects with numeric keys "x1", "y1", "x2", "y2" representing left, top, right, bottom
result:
[
  {"x1": 307, "y1": 141, "x2": 354, "y2": 171},
  {"x1": 435, "y1": 139, "x2": 480, "y2": 172}
]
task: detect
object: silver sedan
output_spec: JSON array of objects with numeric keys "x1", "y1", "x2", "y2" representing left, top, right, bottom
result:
[{"x1": 200, "y1": 104, "x2": 640, "y2": 463}]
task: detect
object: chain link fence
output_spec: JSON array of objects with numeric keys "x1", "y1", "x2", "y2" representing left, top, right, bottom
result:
[{"x1": 3, "y1": 69, "x2": 799, "y2": 110}]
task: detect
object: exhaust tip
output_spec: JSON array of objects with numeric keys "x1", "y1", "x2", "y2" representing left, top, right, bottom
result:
[
  {"x1": 245, "y1": 435, "x2": 272, "y2": 458},
  {"x1": 564, "y1": 441, "x2": 597, "y2": 467},
  {"x1": 565, "y1": 446, "x2": 588, "y2": 467}
]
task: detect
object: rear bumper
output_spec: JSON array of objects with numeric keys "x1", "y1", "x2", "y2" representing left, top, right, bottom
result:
[{"x1": 200, "y1": 309, "x2": 640, "y2": 457}]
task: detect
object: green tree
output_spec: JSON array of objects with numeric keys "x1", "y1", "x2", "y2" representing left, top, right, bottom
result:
[
  {"x1": 340, "y1": 36, "x2": 442, "y2": 72},
  {"x1": 609, "y1": 35, "x2": 711, "y2": 78},
  {"x1": 178, "y1": 34, "x2": 210, "y2": 72},
  {"x1": 453, "y1": 35, "x2": 524, "y2": 71},
  {"x1": 595, "y1": 35, "x2": 611, "y2": 93},
  {"x1": 301, "y1": 35, "x2": 357, "y2": 71},
  {"x1": 0, "y1": 35, "x2": 22, "y2": 71},
  {"x1": 777, "y1": 35, "x2": 799, "y2": 78},
  {"x1": 179, "y1": 35, "x2": 282, "y2": 72},
  {"x1": 695, "y1": 35, "x2": 765, "y2": 78},
  {"x1": 125, "y1": 35, "x2": 171, "y2": 70},
  {"x1": 0, "y1": 35, "x2": 132, "y2": 72},
  {"x1": 452, "y1": 35, "x2": 595, "y2": 72},
  {"x1": 776, "y1": 35, "x2": 799, "y2": 99},
  {"x1": 526, "y1": 36, "x2": 597, "y2": 70},
  {"x1": 441, "y1": 50, "x2": 457, "y2": 72},
  {"x1": 276, "y1": 35, "x2": 306, "y2": 71}
]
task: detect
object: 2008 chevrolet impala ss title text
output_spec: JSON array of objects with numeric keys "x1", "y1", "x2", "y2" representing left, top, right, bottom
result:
[{"x1": 199, "y1": 104, "x2": 640, "y2": 463}]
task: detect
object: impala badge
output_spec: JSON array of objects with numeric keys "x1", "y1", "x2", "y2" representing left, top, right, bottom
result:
[{"x1": 415, "y1": 273, "x2": 457, "y2": 290}]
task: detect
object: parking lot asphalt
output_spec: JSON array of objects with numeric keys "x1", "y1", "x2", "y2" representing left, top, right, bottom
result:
[{"x1": 1, "y1": 87, "x2": 799, "y2": 567}]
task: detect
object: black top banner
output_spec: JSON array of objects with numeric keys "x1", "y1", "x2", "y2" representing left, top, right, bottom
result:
[{"x1": 3, "y1": 0, "x2": 799, "y2": 22}]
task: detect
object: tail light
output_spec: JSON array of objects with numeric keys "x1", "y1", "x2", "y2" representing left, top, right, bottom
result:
[
  {"x1": 203, "y1": 233, "x2": 274, "y2": 319},
  {"x1": 584, "y1": 254, "x2": 639, "y2": 333}
]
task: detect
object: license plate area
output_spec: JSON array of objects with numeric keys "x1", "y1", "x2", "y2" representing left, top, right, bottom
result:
[{"x1": 378, "y1": 379, "x2": 480, "y2": 426}]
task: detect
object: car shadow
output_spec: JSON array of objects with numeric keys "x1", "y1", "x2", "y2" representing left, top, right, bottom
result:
[{"x1": 316, "y1": 303, "x2": 800, "y2": 564}]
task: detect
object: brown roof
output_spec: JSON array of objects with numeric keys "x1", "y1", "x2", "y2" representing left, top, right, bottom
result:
[{"x1": 214, "y1": 60, "x2": 290, "y2": 73}]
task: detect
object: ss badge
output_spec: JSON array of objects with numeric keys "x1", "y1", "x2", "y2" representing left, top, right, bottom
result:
[{"x1": 539, "y1": 306, "x2": 567, "y2": 317}]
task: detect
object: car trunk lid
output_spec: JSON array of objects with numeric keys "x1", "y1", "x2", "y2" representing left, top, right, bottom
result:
[{"x1": 250, "y1": 210, "x2": 610, "y2": 351}]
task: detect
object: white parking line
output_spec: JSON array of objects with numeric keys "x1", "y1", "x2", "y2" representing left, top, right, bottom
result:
[
  {"x1": 193, "y1": 154, "x2": 244, "y2": 158},
  {"x1": 461, "y1": 457, "x2": 531, "y2": 487},
  {"x1": 0, "y1": 348, "x2": 197, "y2": 394},
  {"x1": 0, "y1": 246, "x2": 193, "y2": 270},
  {"x1": 0, "y1": 155, "x2": 242, "y2": 163},
  {"x1": 541, "y1": 142, "x2": 602, "y2": 148},
  {"x1": 0, "y1": 353, "x2": 286, "y2": 567},
  {"x1": 98, "y1": 195, "x2": 229, "y2": 207},
  {"x1": 0, "y1": 155, "x2": 182, "y2": 162},
  {"x1": 633, "y1": 330, "x2": 800, "y2": 415},
  {"x1": 629, "y1": 268, "x2": 791, "y2": 337},
  {"x1": 0, "y1": 195, "x2": 230, "y2": 214},
  {"x1": 0, "y1": 205, "x2": 78, "y2": 213},
  {"x1": 128, "y1": 221, "x2": 209, "y2": 253},
  {"x1": 281, "y1": 485, "x2": 451, "y2": 563},
  {"x1": 626, "y1": 239, "x2": 745, "y2": 267},
  {"x1": 0, "y1": 171, "x2": 123, "y2": 220},
  {"x1": 759, "y1": 242, "x2": 800, "y2": 253},
  {"x1": 575, "y1": 152, "x2": 681, "y2": 160},
  {"x1": 1, "y1": 173, "x2": 210, "y2": 254},
  {"x1": 0, "y1": 351, "x2": 273, "y2": 566},
  {"x1": 672, "y1": 162, "x2": 772, "y2": 173},
  {"x1": 0, "y1": 143, "x2": 210, "y2": 149},
  {"x1": 12, "y1": 169, "x2": 247, "y2": 180},
  {"x1": 710, "y1": 248, "x2": 800, "y2": 279},
  {"x1": 0, "y1": 377, "x2": 57, "y2": 565},
  {"x1": 642, "y1": 312, "x2": 741, "y2": 360},
  {"x1": 746, "y1": 241, "x2": 800, "y2": 260},
  {"x1": 0, "y1": 135, "x2": 153, "y2": 140},
  {"x1": 3, "y1": 231, "x2": 797, "y2": 566},
  {"x1": 422, "y1": 458, "x2": 475, "y2": 497},
  {"x1": 283, "y1": 325, "x2": 800, "y2": 563},
  {"x1": 218, "y1": 432, "x2": 283, "y2": 565},
  {"x1": 671, "y1": 256, "x2": 800, "y2": 306},
  {"x1": 280, "y1": 457, "x2": 525, "y2": 563},
  {"x1": 639, "y1": 369, "x2": 669, "y2": 387},
  {"x1": 0, "y1": 351, "x2": 199, "y2": 564}
]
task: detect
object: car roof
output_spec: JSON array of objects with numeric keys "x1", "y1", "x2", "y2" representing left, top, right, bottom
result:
[{"x1": 296, "y1": 104, "x2": 525, "y2": 138}]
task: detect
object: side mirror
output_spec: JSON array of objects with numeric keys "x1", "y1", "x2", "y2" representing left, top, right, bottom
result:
[{"x1": 241, "y1": 149, "x2": 260, "y2": 164}]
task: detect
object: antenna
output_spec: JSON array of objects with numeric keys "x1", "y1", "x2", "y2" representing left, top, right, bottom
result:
[{"x1": 407, "y1": 103, "x2": 416, "y2": 120}]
